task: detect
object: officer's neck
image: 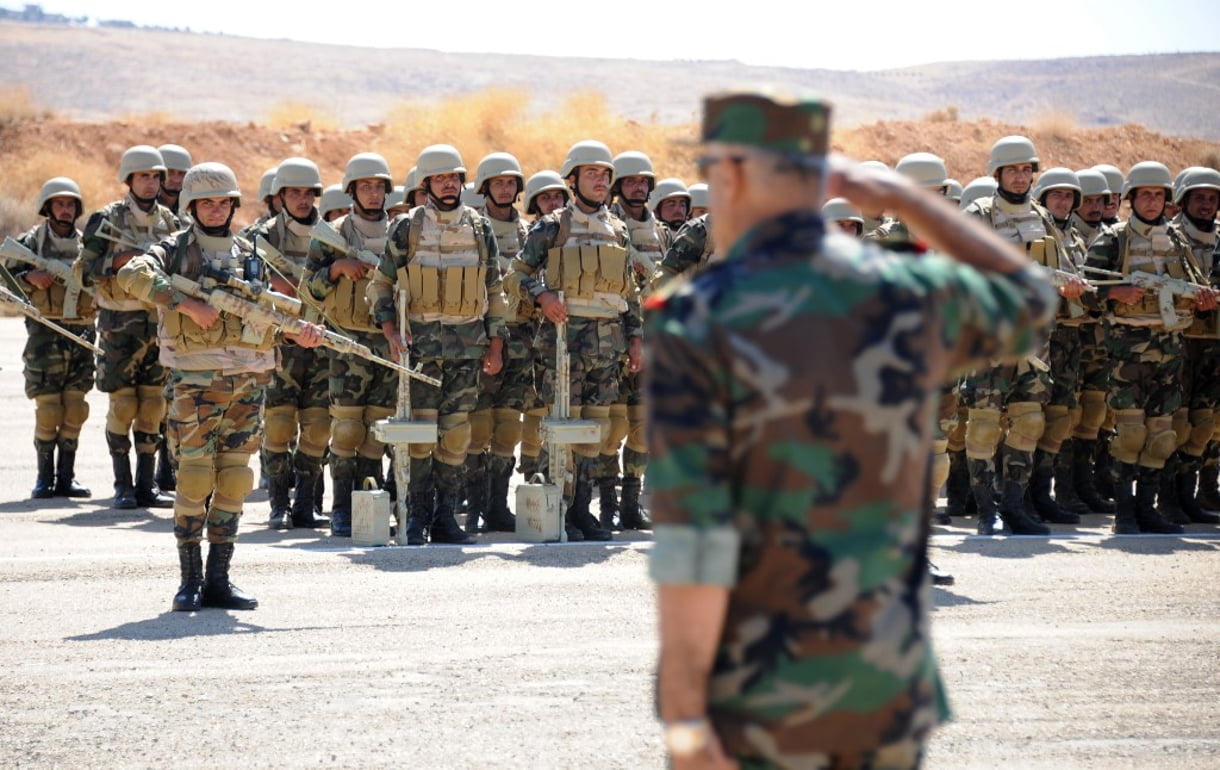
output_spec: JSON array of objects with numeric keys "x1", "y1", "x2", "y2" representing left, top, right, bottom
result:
[{"x1": 484, "y1": 199, "x2": 515, "y2": 222}]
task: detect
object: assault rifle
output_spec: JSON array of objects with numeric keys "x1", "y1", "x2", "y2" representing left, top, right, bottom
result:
[
  {"x1": 200, "y1": 263, "x2": 303, "y2": 317},
  {"x1": 1043, "y1": 267, "x2": 1098, "y2": 294},
  {"x1": 309, "y1": 220, "x2": 382, "y2": 268},
  {"x1": 250, "y1": 234, "x2": 305, "y2": 282},
  {"x1": 0, "y1": 265, "x2": 102, "y2": 355},
  {"x1": 1, "y1": 236, "x2": 93, "y2": 318},
  {"x1": 170, "y1": 275, "x2": 440, "y2": 386},
  {"x1": 1083, "y1": 266, "x2": 1212, "y2": 327}
]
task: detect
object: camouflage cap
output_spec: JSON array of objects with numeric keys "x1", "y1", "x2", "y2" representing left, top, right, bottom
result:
[{"x1": 700, "y1": 92, "x2": 831, "y2": 158}]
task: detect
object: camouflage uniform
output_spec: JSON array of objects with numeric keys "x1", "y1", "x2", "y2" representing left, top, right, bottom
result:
[
  {"x1": 654, "y1": 213, "x2": 717, "y2": 285},
  {"x1": 79, "y1": 193, "x2": 178, "y2": 508},
  {"x1": 648, "y1": 209, "x2": 1056, "y2": 766},
  {"x1": 11, "y1": 220, "x2": 96, "y2": 498}
]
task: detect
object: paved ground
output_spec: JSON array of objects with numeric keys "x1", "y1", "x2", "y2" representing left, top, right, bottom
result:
[{"x1": 0, "y1": 317, "x2": 1217, "y2": 769}]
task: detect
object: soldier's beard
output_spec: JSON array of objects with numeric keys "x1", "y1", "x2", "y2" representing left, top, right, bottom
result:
[
  {"x1": 49, "y1": 217, "x2": 75, "y2": 236},
  {"x1": 622, "y1": 195, "x2": 647, "y2": 207},
  {"x1": 431, "y1": 193, "x2": 460, "y2": 211},
  {"x1": 996, "y1": 187, "x2": 1029, "y2": 205},
  {"x1": 130, "y1": 191, "x2": 158, "y2": 211},
  {"x1": 1187, "y1": 213, "x2": 1216, "y2": 232},
  {"x1": 289, "y1": 207, "x2": 318, "y2": 226}
]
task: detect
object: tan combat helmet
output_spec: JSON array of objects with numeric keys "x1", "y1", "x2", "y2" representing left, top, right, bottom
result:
[
  {"x1": 612, "y1": 151, "x2": 655, "y2": 195},
  {"x1": 1074, "y1": 168, "x2": 1112, "y2": 198},
  {"x1": 1122, "y1": 161, "x2": 1173, "y2": 198},
  {"x1": 460, "y1": 182, "x2": 485, "y2": 208},
  {"x1": 157, "y1": 144, "x2": 192, "y2": 172},
  {"x1": 320, "y1": 184, "x2": 352, "y2": 219},
  {"x1": 271, "y1": 157, "x2": 324, "y2": 196},
  {"x1": 1033, "y1": 167, "x2": 1082, "y2": 209},
  {"x1": 822, "y1": 197, "x2": 864, "y2": 225},
  {"x1": 959, "y1": 176, "x2": 998, "y2": 210},
  {"x1": 404, "y1": 166, "x2": 420, "y2": 194},
  {"x1": 180, "y1": 162, "x2": 241, "y2": 211},
  {"x1": 415, "y1": 144, "x2": 467, "y2": 188},
  {"x1": 896, "y1": 152, "x2": 949, "y2": 189},
  {"x1": 860, "y1": 160, "x2": 890, "y2": 173},
  {"x1": 688, "y1": 182, "x2": 710, "y2": 211},
  {"x1": 474, "y1": 152, "x2": 524, "y2": 197},
  {"x1": 945, "y1": 178, "x2": 963, "y2": 203},
  {"x1": 1174, "y1": 167, "x2": 1220, "y2": 206},
  {"x1": 342, "y1": 152, "x2": 394, "y2": 194},
  {"x1": 524, "y1": 170, "x2": 569, "y2": 215},
  {"x1": 648, "y1": 178, "x2": 691, "y2": 213},
  {"x1": 561, "y1": 140, "x2": 615, "y2": 182},
  {"x1": 257, "y1": 167, "x2": 278, "y2": 203},
  {"x1": 119, "y1": 145, "x2": 167, "y2": 184},
  {"x1": 987, "y1": 135, "x2": 1039, "y2": 175},
  {"x1": 385, "y1": 186, "x2": 409, "y2": 210},
  {"x1": 1092, "y1": 164, "x2": 1125, "y2": 197},
  {"x1": 37, "y1": 176, "x2": 84, "y2": 218}
]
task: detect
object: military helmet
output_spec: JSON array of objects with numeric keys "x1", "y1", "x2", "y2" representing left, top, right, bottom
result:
[
  {"x1": 1033, "y1": 167, "x2": 1082, "y2": 209},
  {"x1": 688, "y1": 182, "x2": 710, "y2": 210},
  {"x1": 118, "y1": 145, "x2": 167, "y2": 184},
  {"x1": 648, "y1": 178, "x2": 691, "y2": 212},
  {"x1": 1121, "y1": 161, "x2": 1173, "y2": 198},
  {"x1": 612, "y1": 151, "x2": 655, "y2": 193},
  {"x1": 896, "y1": 152, "x2": 949, "y2": 188},
  {"x1": 474, "y1": 152, "x2": 524, "y2": 196},
  {"x1": 1174, "y1": 166, "x2": 1220, "y2": 206},
  {"x1": 271, "y1": 157, "x2": 323, "y2": 196},
  {"x1": 561, "y1": 140, "x2": 615, "y2": 181},
  {"x1": 180, "y1": 162, "x2": 241, "y2": 211},
  {"x1": 404, "y1": 166, "x2": 421, "y2": 193},
  {"x1": 525, "y1": 170, "x2": 569, "y2": 215},
  {"x1": 860, "y1": 160, "x2": 890, "y2": 173},
  {"x1": 987, "y1": 135, "x2": 1039, "y2": 175},
  {"x1": 258, "y1": 167, "x2": 278, "y2": 201},
  {"x1": 822, "y1": 197, "x2": 863, "y2": 225},
  {"x1": 157, "y1": 144, "x2": 192, "y2": 172},
  {"x1": 342, "y1": 152, "x2": 393, "y2": 193},
  {"x1": 319, "y1": 184, "x2": 352, "y2": 218},
  {"x1": 416, "y1": 144, "x2": 467, "y2": 186},
  {"x1": 944, "y1": 178, "x2": 964, "y2": 202},
  {"x1": 385, "y1": 186, "x2": 408, "y2": 210},
  {"x1": 959, "y1": 176, "x2": 998, "y2": 210},
  {"x1": 1074, "y1": 168, "x2": 1111, "y2": 198},
  {"x1": 461, "y1": 182, "x2": 485, "y2": 208},
  {"x1": 1092, "y1": 164, "x2": 1125, "y2": 197},
  {"x1": 37, "y1": 176, "x2": 83, "y2": 218}
]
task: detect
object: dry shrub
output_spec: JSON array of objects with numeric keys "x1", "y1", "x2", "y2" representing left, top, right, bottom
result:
[
  {"x1": 924, "y1": 105, "x2": 959, "y2": 123},
  {"x1": 117, "y1": 109, "x2": 176, "y2": 126},
  {"x1": 0, "y1": 196, "x2": 27, "y2": 240},
  {"x1": 266, "y1": 102, "x2": 340, "y2": 132},
  {"x1": 0, "y1": 86, "x2": 53, "y2": 124},
  {"x1": 0, "y1": 149, "x2": 113, "y2": 237},
  {"x1": 1199, "y1": 149, "x2": 1220, "y2": 171},
  {"x1": 1032, "y1": 109, "x2": 1078, "y2": 143}
]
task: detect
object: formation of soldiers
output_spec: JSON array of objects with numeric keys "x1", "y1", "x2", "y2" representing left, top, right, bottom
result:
[{"x1": 7, "y1": 134, "x2": 1219, "y2": 587}]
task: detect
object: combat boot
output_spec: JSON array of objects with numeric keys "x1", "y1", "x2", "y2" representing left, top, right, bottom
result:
[
  {"x1": 1195, "y1": 447, "x2": 1220, "y2": 510},
  {"x1": 1029, "y1": 449, "x2": 1079, "y2": 524},
  {"x1": 1176, "y1": 467, "x2": 1220, "y2": 524},
  {"x1": 430, "y1": 463, "x2": 475, "y2": 545},
  {"x1": 290, "y1": 454, "x2": 330, "y2": 528},
  {"x1": 1134, "y1": 467, "x2": 1184, "y2": 534},
  {"x1": 111, "y1": 451, "x2": 138, "y2": 510},
  {"x1": 1093, "y1": 434, "x2": 1117, "y2": 501},
  {"x1": 928, "y1": 562, "x2": 954, "y2": 586},
  {"x1": 999, "y1": 479, "x2": 1051, "y2": 535},
  {"x1": 267, "y1": 471, "x2": 292, "y2": 530},
  {"x1": 329, "y1": 457, "x2": 355, "y2": 537},
  {"x1": 134, "y1": 452, "x2": 173, "y2": 508},
  {"x1": 483, "y1": 454, "x2": 517, "y2": 532},
  {"x1": 201, "y1": 542, "x2": 258, "y2": 610},
  {"x1": 155, "y1": 431, "x2": 176, "y2": 492},
  {"x1": 596, "y1": 476, "x2": 620, "y2": 530},
  {"x1": 463, "y1": 453, "x2": 488, "y2": 534},
  {"x1": 53, "y1": 443, "x2": 90, "y2": 498},
  {"x1": 31, "y1": 441, "x2": 55, "y2": 500},
  {"x1": 1156, "y1": 464, "x2": 1190, "y2": 525},
  {"x1": 944, "y1": 451, "x2": 971, "y2": 517},
  {"x1": 314, "y1": 466, "x2": 326, "y2": 518},
  {"x1": 404, "y1": 458, "x2": 434, "y2": 546},
  {"x1": 565, "y1": 459, "x2": 612, "y2": 541},
  {"x1": 171, "y1": 542, "x2": 203, "y2": 612},
  {"x1": 619, "y1": 475, "x2": 652, "y2": 530},
  {"x1": 1053, "y1": 440, "x2": 1092, "y2": 516},
  {"x1": 1110, "y1": 463, "x2": 1140, "y2": 534},
  {"x1": 1073, "y1": 438, "x2": 1115, "y2": 513},
  {"x1": 967, "y1": 458, "x2": 1000, "y2": 535}
]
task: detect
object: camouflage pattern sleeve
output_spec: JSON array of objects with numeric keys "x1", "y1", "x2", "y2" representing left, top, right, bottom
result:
[
  {"x1": 1082, "y1": 228, "x2": 1122, "y2": 309},
  {"x1": 657, "y1": 216, "x2": 708, "y2": 280},
  {"x1": 370, "y1": 215, "x2": 408, "y2": 326},
  {"x1": 303, "y1": 239, "x2": 342, "y2": 303},
  {"x1": 505, "y1": 216, "x2": 560, "y2": 302},
  {"x1": 78, "y1": 209, "x2": 112, "y2": 280},
  {"x1": 480, "y1": 217, "x2": 508, "y2": 341},
  {"x1": 115, "y1": 237, "x2": 181, "y2": 308}
]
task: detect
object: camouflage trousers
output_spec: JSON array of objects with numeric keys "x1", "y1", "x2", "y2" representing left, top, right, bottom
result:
[
  {"x1": 1104, "y1": 325, "x2": 1182, "y2": 417},
  {"x1": 409, "y1": 357, "x2": 480, "y2": 467},
  {"x1": 1048, "y1": 323, "x2": 1083, "y2": 409},
  {"x1": 263, "y1": 344, "x2": 330, "y2": 477},
  {"x1": 329, "y1": 330, "x2": 397, "y2": 462},
  {"x1": 168, "y1": 369, "x2": 269, "y2": 546},
  {"x1": 603, "y1": 361, "x2": 648, "y2": 478},
  {"x1": 23, "y1": 320, "x2": 96, "y2": 452},
  {"x1": 735, "y1": 736, "x2": 925, "y2": 770},
  {"x1": 1175, "y1": 337, "x2": 1220, "y2": 457},
  {"x1": 960, "y1": 357, "x2": 1051, "y2": 484},
  {"x1": 470, "y1": 322, "x2": 537, "y2": 459},
  {"x1": 535, "y1": 318, "x2": 627, "y2": 459},
  {"x1": 95, "y1": 309, "x2": 166, "y2": 392}
]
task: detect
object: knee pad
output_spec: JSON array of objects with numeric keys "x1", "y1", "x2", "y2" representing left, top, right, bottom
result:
[
  {"x1": 263, "y1": 405, "x2": 297, "y2": 454},
  {"x1": 329, "y1": 404, "x2": 366, "y2": 458},
  {"x1": 1171, "y1": 408, "x2": 1190, "y2": 449},
  {"x1": 1074, "y1": 390, "x2": 1108, "y2": 439},
  {"x1": 490, "y1": 408, "x2": 523, "y2": 457},
  {"x1": 298, "y1": 407, "x2": 331, "y2": 458},
  {"x1": 946, "y1": 405, "x2": 968, "y2": 452},
  {"x1": 1038, "y1": 404, "x2": 1071, "y2": 454},
  {"x1": 931, "y1": 445, "x2": 950, "y2": 495},
  {"x1": 1183, "y1": 409, "x2": 1215, "y2": 457},
  {"x1": 1102, "y1": 405, "x2": 1116, "y2": 432},
  {"x1": 357, "y1": 405, "x2": 395, "y2": 459},
  {"x1": 1004, "y1": 401, "x2": 1046, "y2": 453},
  {"x1": 436, "y1": 413, "x2": 472, "y2": 465},
  {"x1": 605, "y1": 403, "x2": 629, "y2": 449},
  {"x1": 33, "y1": 393, "x2": 64, "y2": 443},
  {"x1": 60, "y1": 390, "x2": 89, "y2": 439},
  {"x1": 1112, "y1": 409, "x2": 1148, "y2": 465},
  {"x1": 106, "y1": 387, "x2": 138, "y2": 435},
  {"x1": 409, "y1": 408, "x2": 438, "y2": 460},
  {"x1": 468, "y1": 409, "x2": 493, "y2": 454},
  {"x1": 1140, "y1": 415, "x2": 1178, "y2": 469},
  {"x1": 964, "y1": 408, "x2": 1003, "y2": 461},
  {"x1": 212, "y1": 452, "x2": 254, "y2": 512},
  {"x1": 626, "y1": 404, "x2": 648, "y2": 453},
  {"x1": 520, "y1": 407, "x2": 546, "y2": 457},
  {"x1": 1067, "y1": 406, "x2": 1082, "y2": 435},
  {"x1": 578, "y1": 404, "x2": 612, "y2": 458},
  {"x1": 134, "y1": 385, "x2": 168, "y2": 435},
  {"x1": 176, "y1": 455, "x2": 215, "y2": 505}
]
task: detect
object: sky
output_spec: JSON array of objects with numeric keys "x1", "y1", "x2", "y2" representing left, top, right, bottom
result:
[{"x1": 24, "y1": 0, "x2": 1220, "y2": 71}]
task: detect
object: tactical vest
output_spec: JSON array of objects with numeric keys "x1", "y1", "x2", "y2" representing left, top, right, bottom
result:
[
  {"x1": 319, "y1": 212, "x2": 387, "y2": 332},
  {"x1": 1112, "y1": 219, "x2": 1200, "y2": 330},
  {"x1": 1049, "y1": 219, "x2": 1090, "y2": 325},
  {"x1": 396, "y1": 205, "x2": 489, "y2": 325},
  {"x1": 161, "y1": 230, "x2": 278, "y2": 354},
  {"x1": 26, "y1": 224, "x2": 96, "y2": 322},
  {"x1": 985, "y1": 196, "x2": 1061, "y2": 266},
  {"x1": 1173, "y1": 215, "x2": 1219, "y2": 338},
  {"x1": 547, "y1": 205, "x2": 631, "y2": 319},
  {"x1": 94, "y1": 199, "x2": 177, "y2": 311},
  {"x1": 1070, "y1": 213, "x2": 1105, "y2": 251},
  {"x1": 481, "y1": 208, "x2": 532, "y2": 323},
  {"x1": 265, "y1": 213, "x2": 321, "y2": 323}
]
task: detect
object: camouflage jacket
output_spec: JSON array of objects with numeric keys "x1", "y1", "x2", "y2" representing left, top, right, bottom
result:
[
  {"x1": 646, "y1": 209, "x2": 1056, "y2": 758},
  {"x1": 655, "y1": 213, "x2": 714, "y2": 284}
]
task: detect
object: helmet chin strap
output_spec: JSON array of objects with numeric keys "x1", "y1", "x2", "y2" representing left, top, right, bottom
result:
[
  {"x1": 573, "y1": 185, "x2": 603, "y2": 210},
  {"x1": 130, "y1": 191, "x2": 158, "y2": 211},
  {"x1": 429, "y1": 192, "x2": 460, "y2": 211},
  {"x1": 995, "y1": 187, "x2": 1029, "y2": 205}
]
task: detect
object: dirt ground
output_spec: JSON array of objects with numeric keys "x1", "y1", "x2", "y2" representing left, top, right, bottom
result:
[{"x1": 0, "y1": 314, "x2": 1217, "y2": 769}]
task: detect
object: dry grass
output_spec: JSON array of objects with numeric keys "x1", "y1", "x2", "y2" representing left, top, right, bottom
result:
[
  {"x1": 1032, "y1": 109, "x2": 1079, "y2": 143},
  {"x1": 267, "y1": 101, "x2": 340, "y2": 133},
  {"x1": 0, "y1": 85, "x2": 54, "y2": 124},
  {"x1": 924, "y1": 105, "x2": 959, "y2": 123},
  {"x1": 1200, "y1": 150, "x2": 1220, "y2": 171}
]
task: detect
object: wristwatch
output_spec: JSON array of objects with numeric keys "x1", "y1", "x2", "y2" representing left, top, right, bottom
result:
[{"x1": 662, "y1": 717, "x2": 712, "y2": 758}]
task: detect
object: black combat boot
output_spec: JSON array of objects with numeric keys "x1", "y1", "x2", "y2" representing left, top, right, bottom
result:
[
  {"x1": 999, "y1": 479, "x2": 1051, "y2": 535},
  {"x1": 31, "y1": 441, "x2": 55, "y2": 500},
  {"x1": 155, "y1": 427, "x2": 176, "y2": 492},
  {"x1": 267, "y1": 471, "x2": 293, "y2": 530},
  {"x1": 596, "y1": 476, "x2": 620, "y2": 530},
  {"x1": 483, "y1": 454, "x2": 517, "y2": 532},
  {"x1": 201, "y1": 542, "x2": 258, "y2": 610},
  {"x1": 944, "y1": 450, "x2": 972, "y2": 517},
  {"x1": 1156, "y1": 459, "x2": 1190, "y2": 525},
  {"x1": 134, "y1": 452, "x2": 173, "y2": 508},
  {"x1": 1029, "y1": 449, "x2": 1079, "y2": 524},
  {"x1": 1053, "y1": 440, "x2": 1092, "y2": 516},
  {"x1": 329, "y1": 457, "x2": 355, "y2": 537},
  {"x1": 1195, "y1": 446, "x2": 1220, "y2": 510},
  {"x1": 565, "y1": 458, "x2": 612, "y2": 541},
  {"x1": 291, "y1": 454, "x2": 330, "y2": 528},
  {"x1": 967, "y1": 457, "x2": 1000, "y2": 535},
  {"x1": 463, "y1": 453, "x2": 488, "y2": 534},
  {"x1": 404, "y1": 457, "x2": 433, "y2": 546},
  {"x1": 1110, "y1": 462, "x2": 1140, "y2": 535},
  {"x1": 53, "y1": 442, "x2": 90, "y2": 498},
  {"x1": 172, "y1": 542, "x2": 203, "y2": 612},
  {"x1": 1074, "y1": 438, "x2": 1115, "y2": 513},
  {"x1": 518, "y1": 452, "x2": 542, "y2": 482},
  {"x1": 314, "y1": 464, "x2": 327, "y2": 518},
  {"x1": 111, "y1": 454, "x2": 138, "y2": 510},
  {"x1": 619, "y1": 475, "x2": 652, "y2": 530},
  {"x1": 1134, "y1": 467, "x2": 1184, "y2": 534},
  {"x1": 1093, "y1": 434, "x2": 1117, "y2": 501},
  {"x1": 928, "y1": 562, "x2": 954, "y2": 586},
  {"x1": 431, "y1": 462, "x2": 476, "y2": 545},
  {"x1": 1176, "y1": 462, "x2": 1220, "y2": 524}
]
